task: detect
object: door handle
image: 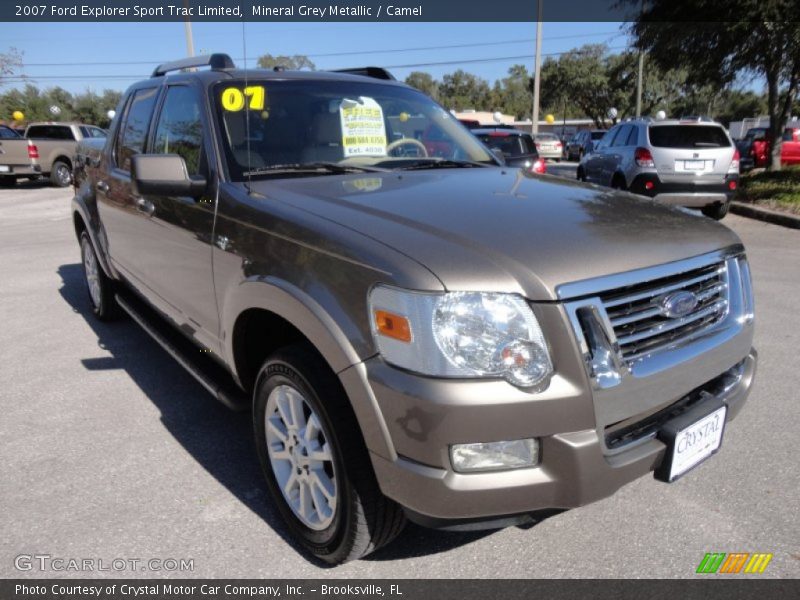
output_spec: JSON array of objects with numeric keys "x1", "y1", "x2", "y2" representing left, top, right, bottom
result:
[
  {"x1": 135, "y1": 197, "x2": 155, "y2": 216},
  {"x1": 96, "y1": 181, "x2": 109, "y2": 194}
]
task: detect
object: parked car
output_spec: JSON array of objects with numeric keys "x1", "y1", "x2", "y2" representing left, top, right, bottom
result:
[
  {"x1": 473, "y1": 127, "x2": 546, "y2": 174},
  {"x1": 736, "y1": 126, "x2": 800, "y2": 170},
  {"x1": 565, "y1": 129, "x2": 606, "y2": 161},
  {"x1": 0, "y1": 124, "x2": 21, "y2": 139},
  {"x1": 0, "y1": 121, "x2": 107, "y2": 187},
  {"x1": 73, "y1": 54, "x2": 755, "y2": 564},
  {"x1": 533, "y1": 132, "x2": 563, "y2": 161},
  {"x1": 577, "y1": 118, "x2": 739, "y2": 219}
]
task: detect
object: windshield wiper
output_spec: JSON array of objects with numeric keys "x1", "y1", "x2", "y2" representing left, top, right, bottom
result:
[
  {"x1": 244, "y1": 162, "x2": 389, "y2": 177},
  {"x1": 393, "y1": 158, "x2": 493, "y2": 171}
]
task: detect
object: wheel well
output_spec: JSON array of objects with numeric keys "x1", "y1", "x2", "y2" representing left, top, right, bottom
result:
[
  {"x1": 54, "y1": 156, "x2": 72, "y2": 169},
  {"x1": 612, "y1": 172, "x2": 627, "y2": 189},
  {"x1": 232, "y1": 308, "x2": 321, "y2": 393},
  {"x1": 73, "y1": 212, "x2": 86, "y2": 240}
]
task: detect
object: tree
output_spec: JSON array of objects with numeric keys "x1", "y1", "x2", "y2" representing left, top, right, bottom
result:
[
  {"x1": 497, "y1": 65, "x2": 533, "y2": 120},
  {"x1": 629, "y1": 0, "x2": 800, "y2": 170},
  {"x1": 256, "y1": 54, "x2": 315, "y2": 71},
  {"x1": 0, "y1": 48, "x2": 23, "y2": 87},
  {"x1": 438, "y1": 70, "x2": 491, "y2": 111},
  {"x1": 405, "y1": 71, "x2": 439, "y2": 100}
]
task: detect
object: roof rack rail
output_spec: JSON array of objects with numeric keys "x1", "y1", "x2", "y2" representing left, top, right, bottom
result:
[
  {"x1": 331, "y1": 67, "x2": 396, "y2": 81},
  {"x1": 151, "y1": 53, "x2": 235, "y2": 78}
]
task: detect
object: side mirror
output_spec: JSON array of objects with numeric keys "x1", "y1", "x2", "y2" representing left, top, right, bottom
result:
[
  {"x1": 491, "y1": 147, "x2": 507, "y2": 165},
  {"x1": 131, "y1": 154, "x2": 206, "y2": 198}
]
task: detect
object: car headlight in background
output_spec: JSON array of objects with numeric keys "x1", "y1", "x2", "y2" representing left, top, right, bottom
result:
[{"x1": 368, "y1": 286, "x2": 552, "y2": 389}]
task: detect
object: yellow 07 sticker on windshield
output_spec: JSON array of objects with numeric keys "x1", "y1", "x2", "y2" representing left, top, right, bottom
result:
[{"x1": 221, "y1": 86, "x2": 265, "y2": 111}]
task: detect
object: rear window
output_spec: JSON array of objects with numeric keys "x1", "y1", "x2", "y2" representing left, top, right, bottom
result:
[
  {"x1": 26, "y1": 125, "x2": 75, "y2": 140},
  {"x1": 477, "y1": 134, "x2": 535, "y2": 157},
  {"x1": 648, "y1": 125, "x2": 730, "y2": 148},
  {"x1": 535, "y1": 133, "x2": 558, "y2": 141}
]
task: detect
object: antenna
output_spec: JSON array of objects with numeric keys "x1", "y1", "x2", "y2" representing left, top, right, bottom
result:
[{"x1": 242, "y1": 21, "x2": 252, "y2": 193}]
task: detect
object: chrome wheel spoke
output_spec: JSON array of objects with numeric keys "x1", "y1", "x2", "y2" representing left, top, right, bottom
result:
[{"x1": 265, "y1": 384, "x2": 338, "y2": 531}]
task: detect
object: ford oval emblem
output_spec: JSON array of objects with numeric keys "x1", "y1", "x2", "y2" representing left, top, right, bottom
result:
[{"x1": 659, "y1": 290, "x2": 698, "y2": 318}]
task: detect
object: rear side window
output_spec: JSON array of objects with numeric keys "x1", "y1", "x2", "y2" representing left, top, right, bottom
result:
[
  {"x1": 648, "y1": 125, "x2": 731, "y2": 148},
  {"x1": 116, "y1": 87, "x2": 158, "y2": 171},
  {"x1": 152, "y1": 86, "x2": 205, "y2": 175},
  {"x1": 590, "y1": 131, "x2": 606, "y2": 140},
  {"x1": 27, "y1": 125, "x2": 75, "y2": 140}
]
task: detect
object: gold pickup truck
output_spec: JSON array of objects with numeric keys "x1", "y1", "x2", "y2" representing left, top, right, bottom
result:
[{"x1": 0, "y1": 122, "x2": 106, "y2": 187}]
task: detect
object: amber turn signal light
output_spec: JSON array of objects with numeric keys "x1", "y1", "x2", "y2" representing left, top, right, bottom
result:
[{"x1": 374, "y1": 310, "x2": 412, "y2": 343}]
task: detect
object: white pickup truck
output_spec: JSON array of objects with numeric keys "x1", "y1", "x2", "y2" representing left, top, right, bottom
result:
[{"x1": 0, "y1": 122, "x2": 106, "y2": 187}]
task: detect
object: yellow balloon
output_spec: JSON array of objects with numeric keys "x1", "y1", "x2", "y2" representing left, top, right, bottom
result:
[
  {"x1": 399, "y1": 112, "x2": 410, "y2": 122},
  {"x1": 12, "y1": 111, "x2": 24, "y2": 121},
  {"x1": 545, "y1": 114, "x2": 555, "y2": 124}
]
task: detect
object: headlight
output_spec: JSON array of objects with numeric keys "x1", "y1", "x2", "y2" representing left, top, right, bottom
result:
[{"x1": 368, "y1": 286, "x2": 552, "y2": 389}]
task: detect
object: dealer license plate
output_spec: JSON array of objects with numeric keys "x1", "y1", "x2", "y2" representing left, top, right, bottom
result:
[
  {"x1": 666, "y1": 406, "x2": 726, "y2": 481},
  {"x1": 682, "y1": 160, "x2": 705, "y2": 170}
]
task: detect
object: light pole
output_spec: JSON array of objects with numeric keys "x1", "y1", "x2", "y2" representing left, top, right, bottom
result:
[
  {"x1": 183, "y1": 0, "x2": 195, "y2": 57},
  {"x1": 531, "y1": 0, "x2": 543, "y2": 134}
]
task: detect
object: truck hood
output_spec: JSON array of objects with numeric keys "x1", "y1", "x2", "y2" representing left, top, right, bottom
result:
[{"x1": 249, "y1": 168, "x2": 742, "y2": 301}]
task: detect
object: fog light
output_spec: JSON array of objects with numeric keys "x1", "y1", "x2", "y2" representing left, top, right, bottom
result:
[{"x1": 451, "y1": 438, "x2": 539, "y2": 473}]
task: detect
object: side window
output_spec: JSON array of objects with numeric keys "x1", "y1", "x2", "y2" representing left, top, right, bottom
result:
[
  {"x1": 598, "y1": 127, "x2": 618, "y2": 148},
  {"x1": 90, "y1": 127, "x2": 107, "y2": 138},
  {"x1": 152, "y1": 86, "x2": 205, "y2": 175},
  {"x1": 116, "y1": 88, "x2": 158, "y2": 172},
  {"x1": 612, "y1": 125, "x2": 632, "y2": 147}
]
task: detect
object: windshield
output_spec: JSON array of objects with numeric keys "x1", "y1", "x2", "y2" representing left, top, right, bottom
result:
[{"x1": 213, "y1": 79, "x2": 495, "y2": 180}]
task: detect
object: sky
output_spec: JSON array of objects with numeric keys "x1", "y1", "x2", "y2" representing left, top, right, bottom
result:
[{"x1": 3, "y1": 21, "x2": 630, "y2": 94}]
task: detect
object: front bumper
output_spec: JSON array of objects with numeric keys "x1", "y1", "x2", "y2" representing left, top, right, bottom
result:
[
  {"x1": 629, "y1": 173, "x2": 738, "y2": 207},
  {"x1": 368, "y1": 350, "x2": 755, "y2": 523}
]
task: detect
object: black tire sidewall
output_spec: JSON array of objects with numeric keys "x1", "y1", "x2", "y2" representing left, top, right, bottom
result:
[
  {"x1": 51, "y1": 161, "x2": 71, "y2": 187},
  {"x1": 80, "y1": 232, "x2": 103, "y2": 317},
  {"x1": 253, "y1": 353, "x2": 354, "y2": 558}
]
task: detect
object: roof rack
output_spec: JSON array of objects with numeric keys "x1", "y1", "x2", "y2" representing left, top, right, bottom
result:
[
  {"x1": 151, "y1": 53, "x2": 235, "y2": 78},
  {"x1": 331, "y1": 67, "x2": 396, "y2": 81}
]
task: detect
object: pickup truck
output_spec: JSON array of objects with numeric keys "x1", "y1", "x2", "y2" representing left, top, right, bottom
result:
[
  {"x1": 737, "y1": 126, "x2": 800, "y2": 170},
  {"x1": 0, "y1": 121, "x2": 106, "y2": 187},
  {"x1": 72, "y1": 54, "x2": 756, "y2": 564}
]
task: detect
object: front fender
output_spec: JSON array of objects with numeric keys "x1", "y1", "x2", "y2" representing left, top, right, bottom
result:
[{"x1": 220, "y1": 276, "x2": 396, "y2": 460}]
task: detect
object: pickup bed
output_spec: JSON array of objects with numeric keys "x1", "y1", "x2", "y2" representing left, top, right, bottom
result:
[
  {"x1": 72, "y1": 54, "x2": 757, "y2": 564},
  {"x1": 0, "y1": 122, "x2": 106, "y2": 187}
]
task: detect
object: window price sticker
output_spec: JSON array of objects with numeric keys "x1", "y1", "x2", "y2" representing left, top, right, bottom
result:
[{"x1": 339, "y1": 97, "x2": 387, "y2": 157}]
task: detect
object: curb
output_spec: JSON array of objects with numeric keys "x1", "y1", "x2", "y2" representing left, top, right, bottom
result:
[{"x1": 730, "y1": 201, "x2": 800, "y2": 230}]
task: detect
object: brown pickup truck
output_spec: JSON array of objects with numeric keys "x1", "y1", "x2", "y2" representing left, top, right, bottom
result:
[
  {"x1": 73, "y1": 54, "x2": 756, "y2": 564},
  {"x1": 0, "y1": 122, "x2": 106, "y2": 187}
]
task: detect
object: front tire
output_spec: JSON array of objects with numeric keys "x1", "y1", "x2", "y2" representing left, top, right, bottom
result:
[
  {"x1": 253, "y1": 344, "x2": 405, "y2": 564},
  {"x1": 80, "y1": 231, "x2": 118, "y2": 320},
  {"x1": 701, "y1": 201, "x2": 729, "y2": 220}
]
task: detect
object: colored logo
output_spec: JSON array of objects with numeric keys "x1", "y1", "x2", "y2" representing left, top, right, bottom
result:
[
  {"x1": 659, "y1": 290, "x2": 698, "y2": 319},
  {"x1": 696, "y1": 552, "x2": 773, "y2": 574}
]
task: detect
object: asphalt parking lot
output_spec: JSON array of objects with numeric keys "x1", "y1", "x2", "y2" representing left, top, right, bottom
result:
[{"x1": 1, "y1": 180, "x2": 798, "y2": 579}]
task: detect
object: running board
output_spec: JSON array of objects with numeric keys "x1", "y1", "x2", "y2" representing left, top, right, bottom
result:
[{"x1": 115, "y1": 292, "x2": 249, "y2": 412}]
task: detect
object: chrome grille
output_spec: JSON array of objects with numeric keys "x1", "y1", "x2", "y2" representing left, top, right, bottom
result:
[{"x1": 600, "y1": 261, "x2": 728, "y2": 364}]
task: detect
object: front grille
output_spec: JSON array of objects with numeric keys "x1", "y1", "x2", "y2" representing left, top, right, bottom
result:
[{"x1": 600, "y1": 261, "x2": 728, "y2": 364}]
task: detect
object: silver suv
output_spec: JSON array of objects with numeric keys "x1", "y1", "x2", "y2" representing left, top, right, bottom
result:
[{"x1": 577, "y1": 118, "x2": 739, "y2": 219}]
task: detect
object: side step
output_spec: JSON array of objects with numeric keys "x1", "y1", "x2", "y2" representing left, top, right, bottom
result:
[{"x1": 115, "y1": 292, "x2": 249, "y2": 411}]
